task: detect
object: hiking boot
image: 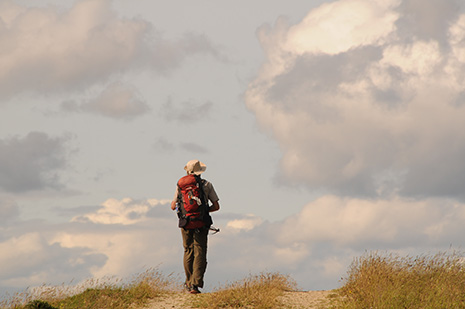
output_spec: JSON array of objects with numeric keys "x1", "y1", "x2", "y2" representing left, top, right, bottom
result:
[
  {"x1": 190, "y1": 285, "x2": 201, "y2": 294},
  {"x1": 184, "y1": 283, "x2": 192, "y2": 293}
]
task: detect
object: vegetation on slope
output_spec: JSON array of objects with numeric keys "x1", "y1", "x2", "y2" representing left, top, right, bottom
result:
[
  {"x1": 191, "y1": 272, "x2": 297, "y2": 308},
  {"x1": 335, "y1": 251, "x2": 465, "y2": 308},
  {"x1": 2, "y1": 268, "x2": 176, "y2": 309},
  {"x1": 3, "y1": 250, "x2": 465, "y2": 308}
]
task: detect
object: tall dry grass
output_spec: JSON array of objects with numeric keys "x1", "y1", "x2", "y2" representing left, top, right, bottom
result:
[
  {"x1": 7, "y1": 251, "x2": 465, "y2": 309},
  {"x1": 1, "y1": 268, "x2": 177, "y2": 309},
  {"x1": 191, "y1": 272, "x2": 297, "y2": 308},
  {"x1": 2, "y1": 271, "x2": 296, "y2": 309},
  {"x1": 336, "y1": 251, "x2": 465, "y2": 308}
]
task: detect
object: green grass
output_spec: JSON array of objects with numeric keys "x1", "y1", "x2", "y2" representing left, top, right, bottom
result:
[{"x1": 335, "y1": 251, "x2": 465, "y2": 308}]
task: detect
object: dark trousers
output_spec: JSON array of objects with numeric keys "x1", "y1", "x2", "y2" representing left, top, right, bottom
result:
[{"x1": 181, "y1": 227, "x2": 208, "y2": 288}]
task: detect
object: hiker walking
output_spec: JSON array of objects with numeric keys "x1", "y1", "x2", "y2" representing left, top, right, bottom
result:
[{"x1": 171, "y1": 159, "x2": 220, "y2": 294}]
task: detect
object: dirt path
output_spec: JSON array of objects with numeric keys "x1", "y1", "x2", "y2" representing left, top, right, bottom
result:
[
  {"x1": 278, "y1": 290, "x2": 334, "y2": 308},
  {"x1": 144, "y1": 290, "x2": 334, "y2": 308},
  {"x1": 144, "y1": 292, "x2": 193, "y2": 309}
]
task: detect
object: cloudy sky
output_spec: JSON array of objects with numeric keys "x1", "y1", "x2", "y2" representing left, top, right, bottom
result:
[{"x1": 1, "y1": 0, "x2": 465, "y2": 295}]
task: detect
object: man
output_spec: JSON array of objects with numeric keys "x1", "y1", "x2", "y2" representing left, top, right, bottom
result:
[{"x1": 171, "y1": 159, "x2": 220, "y2": 294}]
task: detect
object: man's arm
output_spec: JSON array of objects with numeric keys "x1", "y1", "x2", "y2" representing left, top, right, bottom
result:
[
  {"x1": 209, "y1": 200, "x2": 220, "y2": 212},
  {"x1": 171, "y1": 186, "x2": 180, "y2": 210}
]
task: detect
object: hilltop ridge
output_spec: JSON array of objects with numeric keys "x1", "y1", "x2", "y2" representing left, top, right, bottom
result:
[{"x1": 145, "y1": 289, "x2": 333, "y2": 308}]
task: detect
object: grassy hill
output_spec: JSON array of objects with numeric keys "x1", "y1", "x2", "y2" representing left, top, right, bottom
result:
[{"x1": 3, "y1": 251, "x2": 465, "y2": 308}]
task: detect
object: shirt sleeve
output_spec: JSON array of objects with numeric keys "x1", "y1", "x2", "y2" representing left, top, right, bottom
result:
[{"x1": 203, "y1": 180, "x2": 219, "y2": 203}]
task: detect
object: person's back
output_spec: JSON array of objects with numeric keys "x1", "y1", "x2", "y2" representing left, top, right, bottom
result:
[{"x1": 170, "y1": 159, "x2": 220, "y2": 294}]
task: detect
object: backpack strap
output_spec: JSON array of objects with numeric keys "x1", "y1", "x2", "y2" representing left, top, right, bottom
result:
[
  {"x1": 193, "y1": 175, "x2": 213, "y2": 228},
  {"x1": 193, "y1": 175, "x2": 207, "y2": 205}
]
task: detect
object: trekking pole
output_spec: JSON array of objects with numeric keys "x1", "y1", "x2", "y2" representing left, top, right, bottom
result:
[{"x1": 209, "y1": 226, "x2": 220, "y2": 234}]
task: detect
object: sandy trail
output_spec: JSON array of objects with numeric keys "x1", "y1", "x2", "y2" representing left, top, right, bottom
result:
[{"x1": 144, "y1": 290, "x2": 333, "y2": 308}]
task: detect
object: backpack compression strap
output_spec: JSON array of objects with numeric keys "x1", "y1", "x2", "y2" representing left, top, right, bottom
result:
[{"x1": 194, "y1": 175, "x2": 208, "y2": 206}]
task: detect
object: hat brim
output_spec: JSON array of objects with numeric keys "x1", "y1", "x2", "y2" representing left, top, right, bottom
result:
[
  {"x1": 184, "y1": 160, "x2": 207, "y2": 175},
  {"x1": 194, "y1": 165, "x2": 206, "y2": 175}
]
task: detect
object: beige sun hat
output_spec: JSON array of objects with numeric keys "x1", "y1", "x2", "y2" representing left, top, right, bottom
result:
[{"x1": 184, "y1": 159, "x2": 207, "y2": 175}]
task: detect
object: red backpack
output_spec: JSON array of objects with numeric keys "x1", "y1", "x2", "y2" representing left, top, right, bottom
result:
[{"x1": 176, "y1": 174, "x2": 212, "y2": 229}]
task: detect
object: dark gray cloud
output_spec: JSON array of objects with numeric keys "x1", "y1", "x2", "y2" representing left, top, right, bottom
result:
[
  {"x1": 400, "y1": 140, "x2": 465, "y2": 199},
  {"x1": 396, "y1": 0, "x2": 461, "y2": 46},
  {"x1": 0, "y1": 132, "x2": 69, "y2": 192}
]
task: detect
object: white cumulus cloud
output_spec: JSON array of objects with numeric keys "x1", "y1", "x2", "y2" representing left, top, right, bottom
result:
[
  {"x1": 284, "y1": 0, "x2": 400, "y2": 55},
  {"x1": 72, "y1": 197, "x2": 169, "y2": 225},
  {"x1": 277, "y1": 195, "x2": 465, "y2": 248},
  {"x1": 3, "y1": 194, "x2": 465, "y2": 292},
  {"x1": 226, "y1": 214, "x2": 263, "y2": 231},
  {"x1": 246, "y1": 0, "x2": 465, "y2": 199}
]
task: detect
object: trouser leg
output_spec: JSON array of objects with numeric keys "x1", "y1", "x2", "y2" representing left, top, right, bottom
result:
[
  {"x1": 181, "y1": 229, "x2": 194, "y2": 286},
  {"x1": 192, "y1": 228, "x2": 208, "y2": 288}
]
